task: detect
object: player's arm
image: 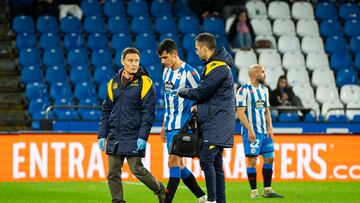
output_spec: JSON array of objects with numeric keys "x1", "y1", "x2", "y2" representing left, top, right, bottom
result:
[
  {"x1": 237, "y1": 107, "x2": 256, "y2": 142},
  {"x1": 265, "y1": 88, "x2": 274, "y2": 141},
  {"x1": 160, "y1": 119, "x2": 166, "y2": 143}
]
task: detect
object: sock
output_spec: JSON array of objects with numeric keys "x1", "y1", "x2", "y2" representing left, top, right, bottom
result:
[
  {"x1": 181, "y1": 167, "x2": 205, "y2": 198},
  {"x1": 262, "y1": 163, "x2": 273, "y2": 188},
  {"x1": 247, "y1": 167, "x2": 257, "y2": 190},
  {"x1": 165, "y1": 167, "x2": 181, "y2": 203}
]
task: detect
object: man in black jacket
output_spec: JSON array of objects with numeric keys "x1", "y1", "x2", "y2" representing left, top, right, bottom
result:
[
  {"x1": 98, "y1": 47, "x2": 165, "y2": 203},
  {"x1": 178, "y1": 33, "x2": 235, "y2": 203}
]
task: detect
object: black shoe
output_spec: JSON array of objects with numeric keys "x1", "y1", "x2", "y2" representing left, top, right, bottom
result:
[
  {"x1": 263, "y1": 191, "x2": 284, "y2": 198},
  {"x1": 156, "y1": 182, "x2": 166, "y2": 203}
]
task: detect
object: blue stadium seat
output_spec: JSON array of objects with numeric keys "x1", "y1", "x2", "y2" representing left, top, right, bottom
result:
[
  {"x1": 319, "y1": 19, "x2": 342, "y2": 37},
  {"x1": 174, "y1": 0, "x2": 196, "y2": 17},
  {"x1": 80, "y1": 109, "x2": 101, "y2": 120},
  {"x1": 88, "y1": 33, "x2": 108, "y2": 50},
  {"x1": 28, "y1": 98, "x2": 50, "y2": 116},
  {"x1": 159, "y1": 33, "x2": 182, "y2": 48},
  {"x1": 339, "y1": 3, "x2": 360, "y2": 20},
  {"x1": 91, "y1": 49, "x2": 113, "y2": 67},
  {"x1": 53, "y1": 98, "x2": 74, "y2": 116},
  {"x1": 115, "y1": 51, "x2": 123, "y2": 68},
  {"x1": 94, "y1": 65, "x2": 115, "y2": 85},
  {"x1": 45, "y1": 65, "x2": 67, "y2": 84},
  {"x1": 19, "y1": 48, "x2": 41, "y2": 67},
  {"x1": 67, "y1": 49, "x2": 90, "y2": 68},
  {"x1": 64, "y1": 33, "x2": 85, "y2": 50},
  {"x1": 325, "y1": 36, "x2": 348, "y2": 54},
  {"x1": 135, "y1": 33, "x2": 157, "y2": 51},
  {"x1": 178, "y1": 16, "x2": 201, "y2": 34},
  {"x1": 43, "y1": 48, "x2": 65, "y2": 67},
  {"x1": 349, "y1": 36, "x2": 360, "y2": 55},
  {"x1": 330, "y1": 52, "x2": 353, "y2": 71},
  {"x1": 182, "y1": 33, "x2": 197, "y2": 53},
  {"x1": 355, "y1": 53, "x2": 360, "y2": 70},
  {"x1": 279, "y1": 113, "x2": 300, "y2": 122},
  {"x1": 108, "y1": 16, "x2": 129, "y2": 34},
  {"x1": 84, "y1": 16, "x2": 105, "y2": 33},
  {"x1": 78, "y1": 97, "x2": 98, "y2": 107},
  {"x1": 36, "y1": 15, "x2": 58, "y2": 33},
  {"x1": 151, "y1": 0, "x2": 172, "y2": 17},
  {"x1": 153, "y1": 81, "x2": 164, "y2": 107},
  {"x1": 155, "y1": 108, "x2": 165, "y2": 121},
  {"x1": 13, "y1": 15, "x2": 34, "y2": 33},
  {"x1": 344, "y1": 19, "x2": 360, "y2": 37},
  {"x1": 146, "y1": 65, "x2": 163, "y2": 82},
  {"x1": 104, "y1": 0, "x2": 126, "y2": 17},
  {"x1": 39, "y1": 33, "x2": 61, "y2": 50},
  {"x1": 111, "y1": 33, "x2": 132, "y2": 52},
  {"x1": 60, "y1": 16, "x2": 82, "y2": 33},
  {"x1": 25, "y1": 82, "x2": 48, "y2": 100},
  {"x1": 57, "y1": 110, "x2": 80, "y2": 120},
  {"x1": 81, "y1": 0, "x2": 102, "y2": 16},
  {"x1": 98, "y1": 83, "x2": 107, "y2": 101},
  {"x1": 21, "y1": 65, "x2": 43, "y2": 84},
  {"x1": 78, "y1": 98, "x2": 99, "y2": 119},
  {"x1": 141, "y1": 49, "x2": 159, "y2": 67},
  {"x1": 74, "y1": 82, "x2": 97, "y2": 100},
  {"x1": 336, "y1": 68, "x2": 359, "y2": 87},
  {"x1": 16, "y1": 33, "x2": 36, "y2": 50},
  {"x1": 31, "y1": 111, "x2": 54, "y2": 130},
  {"x1": 187, "y1": 51, "x2": 203, "y2": 67},
  {"x1": 215, "y1": 34, "x2": 230, "y2": 51},
  {"x1": 203, "y1": 17, "x2": 225, "y2": 35},
  {"x1": 316, "y1": 2, "x2": 338, "y2": 20},
  {"x1": 304, "y1": 113, "x2": 317, "y2": 122},
  {"x1": 328, "y1": 114, "x2": 348, "y2": 123},
  {"x1": 70, "y1": 65, "x2": 92, "y2": 84},
  {"x1": 155, "y1": 16, "x2": 177, "y2": 34},
  {"x1": 131, "y1": 16, "x2": 152, "y2": 34},
  {"x1": 50, "y1": 82, "x2": 73, "y2": 100},
  {"x1": 352, "y1": 115, "x2": 360, "y2": 122},
  {"x1": 127, "y1": 0, "x2": 149, "y2": 17}
]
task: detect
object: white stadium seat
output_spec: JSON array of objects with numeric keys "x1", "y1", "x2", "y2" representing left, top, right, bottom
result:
[
  {"x1": 268, "y1": 1, "x2": 291, "y2": 20},
  {"x1": 278, "y1": 35, "x2": 301, "y2": 54},
  {"x1": 316, "y1": 85, "x2": 339, "y2": 104},
  {"x1": 225, "y1": 15, "x2": 235, "y2": 33},
  {"x1": 296, "y1": 19, "x2": 319, "y2": 37},
  {"x1": 301, "y1": 35, "x2": 324, "y2": 54},
  {"x1": 302, "y1": 99, "x2": 320, "y2": 116},
  {"x1": 259, "y1": 50, "x2": 281, "y2": 68},
  {"x1": 287, "y1": 68, "x2": 310, "y2": 87},
  {"x1": 238, "y1": 66, "x2": 249, "y2": 85},
  {"x1": 340, "y1": 85, "x2": 360, "y2": 105},
  {"x1": 321, "y1": 100, "x2": 344, "y2": 118},
  {"x1": 265, "y1": 66, "x2": 284, "y2": 90},
  {"x1": 250, "y1": 18, "x2": 272, "y2": 35},
  {"x1": 346, "y1": 101, "x2": 360, "y2": 121},
  {"x1": 306, "y1": 51, "x2": 330, "y2": 71},
  {"x1": 292, "y1": 1, "x2": 314, "y2": 20},
  {"x1": 254, "y1": 35, "x2": 276, "y2": 53},
  {"x1": 245, "y1": 0, "x2": 267, "y2": 19},
  {"x1": 234, "y1": 50, "x2": 257, "y2": 70},
  {"x1": 311, "y1": 69, "x2": 336, "y2": 87},
  {"x1": 293, "y1": 84, "x2": 316, "y2": 104},
  {"x1": 273, "y1": 19, "x2": 296, "y2": 36},
  {"x1": 282, "y1": 51, "x2": 306, "y2": 70}
]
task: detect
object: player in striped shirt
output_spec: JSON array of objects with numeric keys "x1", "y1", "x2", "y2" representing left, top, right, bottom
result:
[
  {"x1": 236, "y1": 64, "x2": 283, "y2": 199},
  {"x1": 157, "y1": 39, "x2": 207, "y2": 203}
]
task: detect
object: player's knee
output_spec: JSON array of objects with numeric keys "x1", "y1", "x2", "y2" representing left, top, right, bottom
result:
[
  {"x1": 264, "y1": 157, "x2": 274, "y2": 164},
  {"x1": 247, "y1": 156, "x2": 257, "y2": 167},
  {"x1": 168, "y1": 155, "x2": 181, "y2": 168}
]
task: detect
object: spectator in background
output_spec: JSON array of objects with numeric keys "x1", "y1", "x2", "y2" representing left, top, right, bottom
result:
[
  {"x1": 58, "y1": 0, "x2": 82, "y2": 20},
  {"x1": 227, "y1": 10, "x2": 254, "y2": 50},
  {"x1": 188, "y1": 0, "x2": 225, "y2": 19},
  {"x1": 270, "y1": 75, "x2": 303, "y2": 110}
]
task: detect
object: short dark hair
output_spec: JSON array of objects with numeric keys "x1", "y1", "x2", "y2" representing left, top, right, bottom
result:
[
  {"x1": 195, "y1": 33, "x2": 216, "y2": 50},
  {"x1": 121, "y1": 47, "x2": 140, "y2": 61},
  {"x1": 157, "y1": 38, "x2": 178, "y2": 55}
]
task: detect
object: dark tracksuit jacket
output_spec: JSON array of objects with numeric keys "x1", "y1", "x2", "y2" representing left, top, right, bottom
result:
[
  {"x1": 178, "y1": 48, "x2": 235, "y2": 148},
  {"x1": 98, "y1": 68, "x2": 156, "y2": 157}
]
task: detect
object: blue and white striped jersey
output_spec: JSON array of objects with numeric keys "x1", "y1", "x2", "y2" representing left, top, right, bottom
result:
[
  {"x1": 236, "y1": 82, "x2": 270, "y2": 134},
  {"x1": 163, "y1": 62, "x2": 200, "y2": 131}
]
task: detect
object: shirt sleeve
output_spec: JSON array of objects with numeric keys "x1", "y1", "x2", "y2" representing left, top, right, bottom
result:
[
  {"x1": 265, "y1": 87, "x2": 270, "y2": 108},
  {"x1": 236, "y1": 86, "x2": 248, "y2": 107},
  {"x1": 186, "y1": 68, "x2": 200, "y2": 88}
]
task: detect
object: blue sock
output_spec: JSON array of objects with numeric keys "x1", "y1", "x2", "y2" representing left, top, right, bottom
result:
[
  {"x1": 181, "y1": 167, "x2": 191, "y2": 179},
  {"x1": 263, "y1": 163, "x2": 273, "y2": 188},
  {"x1": 263, "y1": 163, "x2": 273, "y2": 169},
  {"x1": 169, "y1": 167, "x2": 181, "y2": 178},
  {"x1": 247, "y1": 167, "x2": 257, "y2": 190}
]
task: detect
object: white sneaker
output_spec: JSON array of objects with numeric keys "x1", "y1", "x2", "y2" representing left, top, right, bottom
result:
[
  {"x1": 250, "y1": 189, "x2": 260, "y2": 199},
  {"x1": 204, "y1": 201, "x2": 216, "y2": 203},
  {"x1": 198, "y1": 195, "x2": 208, "y2": 203}
]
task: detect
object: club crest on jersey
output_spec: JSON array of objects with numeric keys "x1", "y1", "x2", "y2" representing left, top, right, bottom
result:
[
  {"x1": 112, "y1": 82, "x2": 118, "y2": 89},
  {"x1": 164, "y1": 81, "x2": 174, "y2": 92},
  {"x1": 255, "y1": 100, "x2": 265, "y2": 108}
]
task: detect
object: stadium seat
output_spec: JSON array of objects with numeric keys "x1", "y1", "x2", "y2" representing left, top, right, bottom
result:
[
  {"x1": 268, "y1": 1, "x2": 291, "y2": 20},
  {"x1": 25, "y1": 82, "x2": 48, "y2": 100},
  {"x1": 74, "y1": 82, "x2": 96, "y2": 100},
  {"x1": 316, "y1": 2, "x2": 338, "y2": 20},
  {"x1": 182, "y1": 33, "x2": 197, "y2": 53},
  {"x1": 98, "y1": 83, "x2": 107, "y2": 101},
  {"x1": 292, "y1": 1, "x2": 314, "y2": 20},
  {"x1": 279, "y1": 113, "x2": 300, "y2": 122},
  {"x1": 339, "y1": 3, "x2": 360, "y2": 20},
  {"x1": 327, "y1": 114, "x2": 348, "y2": 122},
  {"x1": 296, "y1": 19, "x2": 319, "y2": 37},
  {"x1": 293, "y1": 84, "x2": 316, "y2": 104},
  {"x1": 70, "y1": 66, "x2": 92, "y2": 84},
  {"x1": 304, "y1": 113, "x2": 316, "y2": 122},
  {"x1": 60, "y1": 16, "x2": 82, "y2": 33},
  {"x1": 340, "y1": 85, "x2": 360, "y2": 105},
  {"x1": 301, "y1": 35, "x2": 324, "y2": 54},
  {"x1": 151, "y1": 0, "x2": 172, "y2": 17},
  {"x1": 273, "y1": 19, "x2": 295, "y2": 36},
  {"x1": 50, "y1": 82, "x2": 73, "y2": 100},
  {"x1": 312, "y1": 68, "x2": 336, "y2": 87},
  {"x1": 282, "y1": 51, "x2": 306, "y2": 70},
  {"x1": 78, "y1": 98, "x2": 98, "y2": 108},
  {"x1": 36, "y1": 15, "x2": 58, "y2": 33},
  {"x1": 131, "y1": 16, "x2": 152, "y2": 34},
  {"x1": 353, "y1": 115, "x2": 360, "y2": 122},
  {"x1": 214, "y1": 34, "x2": 231, "y2": 51},
  {"x1": 178, "y1": 16, "x2": 201, "y2": 34},
  {"x1": 19, "y1": 48, "x2": 41, "y2": 67},
  {"x1": 67, "y1": 49, "x2": 90, "y2": 68},
  {"x1": 325, "y1": 36, "x2": 348, "y2": 54},
  {"x1": 330, "y1": 52, "x2": 353, "y2": 71},
  {"x1": 278, "y1": 35, "x2": 300, "y2": 54},
  {"x1": 94, "y1": 65, "x2": 115, "y2": 85},
  {"x1": 91, "y1": 49, "x2": 113, "y2": 67},
  {"x1": 234, "y1": 50, "x2": 257, "y2": 70},
  {"x1": 39, "y1": 33, "x2": 61, "y2": 50},
  {"x1": 173, "y1": 0, "x2": 195, "y2": 17},
  {"x1": 336, "y1": 68, "x2": 360, "y2": 87},
  {"x1": 346, "y1": 101, "x2": 360, "y2": 121},
  {"x1": 238, "y1": 67, "x2": 249, "y2": 85},
  {"x1": 316, "y1": 84, "x2": 339, "y2": 104},
  {"x1": 186, "y1": 51, "x2": 202, "y2": 67},
  {"x1": 141, "y1": 49, "x2": 160, "y2": 67},
  {"x1": 258, "y1": 50, "x2": 281, "y2": 69},
  {"x1": 225, "y1": 16, "x2": 235, "y2": 34},
  {"x1": 45, "y1": 65, "x2": 67, "y2": 84},
  {"x1": 28, "y1": 98, "x2": 50, "y2": 116},
  {"x1": 344, "y1": 19, "x2": 360, "y2": 37},
  {"x1": 350, "y1": 36, "x2": 360, "y2": 54},
  {"x1": 203, "y1": 17, "x2": 225, "y2": 35},
  {"x1": 84, "y1": 16, "x2": 105, "y2": 33},
  {"x1": 81, "y1": 0, "x2": 102, "y2": 16},
  {"x1": 103, "y1": 0, "x2": 126, "y2": 17},
  {"x1": 108, "y1": 16, "x2": 129, "y2": 34},
  {"x1": 155, "y1": 16, "x2": 177, "y2": 34},
  {"x1": 53, "y1": 98, "x2": 74, "y2": 116},
  {"x1": 356, "y1": 53, "x2": 360, "y2": 71},
  {"x1": 43, "y1": 48, "x2": 65, "y2": 67},
  {"x1": 319, "y1": 19, "x2": 343, "y2": 37},
  {"x1": 265, "y1": 67, "x2": 284, "y2": 90},
  {"x1": 254, "y1": 35, "x2": 277, "y2": 53},
  {"x1": 111, "y1": 33, "x2": 132, "y2": 52},
  {"x1": 306, "y1": 51, "x2": 330, "y2": 71},
  {"x1": 21, "y1": 65, "x2": 43, "y2": 85},
  {"x1": 80, "y1": 109, "x2": 101, "y2": 120},
  {"x1": 31, "y1": 111, "x2": 54, "y2": 130},
  {"x1": 16, "y1": 32, "x2": 36, "y2": 50},
  {"x1": 302, "y1": 99, "x2": 320, "y2": 116},
  {"x1": 245, "y1": 0, "x2": 267, "y2": 19},
  {"x1": 287, "y1": 68, "x2": 310, "y2": 87},
  {"x1": 64, "y1": 33, "x2": 85, "y2": 50},
  {"x1": 87, "y1": 33, "x2": 108, "y2": 50},
  {"x1": 159, "y1": 33, "x2": 182, "y2": 49},
  {"x1": 114, "y1": 51, "x2": 123, "y2": 68},
  {"x1": 57, "y1": 110, "x2": 80, "y2": 120},
  {"x1": 250, "y1": 18, "x2": 272, "y2": 35},
  {"x1": 127, "y1": 0, "x2": 149, "y2": 17},
  {"x1": 13, "y1": 15, "x2": 34, "y2": 33},
  {"x1": 135, "y1": 33, "x2": 157, "y2": 51},
  {"x1": 321, "y1": 100, "x2": 344, "y2": 118}
]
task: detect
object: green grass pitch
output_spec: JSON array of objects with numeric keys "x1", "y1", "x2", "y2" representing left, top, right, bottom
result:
[{"x1": 0, "y1": 181, "x2": 359, "y2": 203}]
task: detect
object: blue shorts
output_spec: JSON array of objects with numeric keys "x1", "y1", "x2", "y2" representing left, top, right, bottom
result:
[
  {"x1": 166, "y1": 129, "x2": 181, "y2": 153},
  {"x1": 242, "y1": 132, "x2": 274, "y2": 157}
]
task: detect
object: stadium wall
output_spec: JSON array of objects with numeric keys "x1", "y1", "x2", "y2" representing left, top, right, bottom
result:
[{"x1": 0, "y1": 133, "x2": 359, "y2": 182}]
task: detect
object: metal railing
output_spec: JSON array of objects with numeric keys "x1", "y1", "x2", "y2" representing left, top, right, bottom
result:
[{"x1": 44, "y1": 105, "x2": 101, "y2": 119}]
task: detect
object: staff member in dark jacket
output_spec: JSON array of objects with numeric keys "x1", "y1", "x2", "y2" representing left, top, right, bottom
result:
[
  {"x1": 98, "y1": 47, "x2": 165, "y2": 203},
  {"x1": 178, "y1": 33, "x2": 235, "y2": 203}
]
